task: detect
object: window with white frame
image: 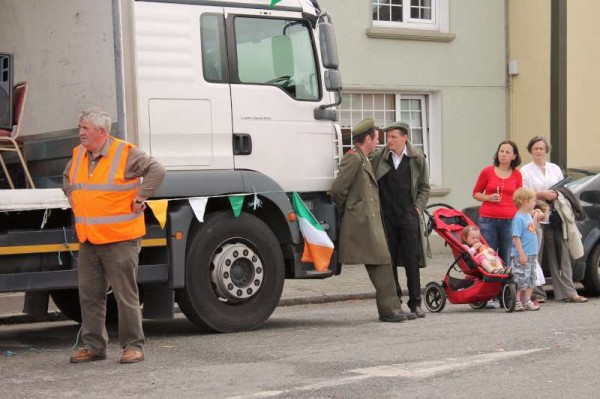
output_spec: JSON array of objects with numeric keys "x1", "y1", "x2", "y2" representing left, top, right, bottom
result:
[
  {"x1": 371, "y1": 0, "x2": 449, "y2": 32},
  {"x1": 339, "y1": 92, "x2": 440, "y2": 184}
]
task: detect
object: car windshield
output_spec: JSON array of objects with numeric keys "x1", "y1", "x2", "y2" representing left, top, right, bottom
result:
[{"x1": 566, "y1": 174, "x2": 596, "y2": 190}]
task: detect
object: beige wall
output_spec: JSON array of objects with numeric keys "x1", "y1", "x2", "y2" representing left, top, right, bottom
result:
[
  {"x1": 508, "y1": 0, "x2": 551, "y2": 162},
  {"x1": 568, "y1": 0, "x2": 600, "y2": 168},
  {"x1": 509, "y1": 0, "x2": 599, "y2": 169},
  {"x1": 320, "y1": 0, "x2": 507, "y2": 211}
]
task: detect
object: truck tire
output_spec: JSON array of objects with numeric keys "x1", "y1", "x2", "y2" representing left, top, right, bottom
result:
[
  {"x1": 50, "y1": 289, "x2": 119, "y2": 323},
  {"x1": 177, "y1": 211, "x2": 285, "y2": 333},
  {"x1": 583, "y1": 244, "x2": 600, "y2": 296}
]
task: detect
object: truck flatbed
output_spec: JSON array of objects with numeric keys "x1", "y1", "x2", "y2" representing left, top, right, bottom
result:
[{"x1": 0, "y1": 189, "x2": 69, "y2": 212}]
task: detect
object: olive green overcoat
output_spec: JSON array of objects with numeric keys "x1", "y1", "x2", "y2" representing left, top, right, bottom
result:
[
  {"x1": 332, "y1": 145, "x2": 391, "y2": 265},
  {"x1": 369, "y1": 142, "x2": 431, "y2": 267}
]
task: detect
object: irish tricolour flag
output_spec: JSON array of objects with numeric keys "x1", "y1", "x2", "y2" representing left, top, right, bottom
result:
[{"x1": 292, "y1": 192, "x2": 334, "y2": 272}]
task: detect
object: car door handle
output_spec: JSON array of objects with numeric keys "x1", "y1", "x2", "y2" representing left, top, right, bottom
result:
[{"x1": 233, "y1": 133, "x2": 252, "y2": 155}]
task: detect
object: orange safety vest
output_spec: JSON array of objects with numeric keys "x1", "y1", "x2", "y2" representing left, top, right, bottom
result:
[{"x1": 68, "y1": 138, "x2": 145, "y2": 244}]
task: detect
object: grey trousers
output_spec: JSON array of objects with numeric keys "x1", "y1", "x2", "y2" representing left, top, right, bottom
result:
[
  {"x1": 532, "y1": 224, "x2": 547, "y2": 300},
  {"x1": 542, "y1": 225, "x2": 577, "y2": 301},
  {"x1": 78, "y1": 239, "x2": 144, "y2": 352},
  {"x1": 365, "y1": 264, "x2": 401, "y2": 316}
]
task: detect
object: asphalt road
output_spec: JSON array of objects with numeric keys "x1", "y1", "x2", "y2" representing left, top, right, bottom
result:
[{"x1": 2, "y1": 298, "x2": 599, "y2": 398}]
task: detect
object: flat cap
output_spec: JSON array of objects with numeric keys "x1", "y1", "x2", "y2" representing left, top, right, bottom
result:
[
  {"x1": 351, "y1": 118, "x2": 375, "y2": 138},
  {"x1": 382, "y1": 121, "x2": 410, "y2": 134}
]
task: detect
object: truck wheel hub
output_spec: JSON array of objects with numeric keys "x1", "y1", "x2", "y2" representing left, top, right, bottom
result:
[{"x1": 210, "y1": 242, "x2": 263, "y2": 301}]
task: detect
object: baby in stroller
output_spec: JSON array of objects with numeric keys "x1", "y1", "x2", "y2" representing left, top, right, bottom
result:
[{"x1": 461, "y1": 225, "x2": 507, "y2": 274}]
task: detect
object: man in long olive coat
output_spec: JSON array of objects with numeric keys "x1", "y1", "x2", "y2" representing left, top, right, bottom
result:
[{"x1": 332, "y1": 118, "x2": 408, "y2": 323}]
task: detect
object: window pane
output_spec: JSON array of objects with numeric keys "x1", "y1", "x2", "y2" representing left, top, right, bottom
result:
[
  {"x1": 385, "y1": 94, "x2": 395, "y2": 110},
  {"x1": 341, "y1": 93, "x2": 352, "y2": 110},
  {"x1": 385, "y1": 111, "x2": 395, "y2": 126},
  {"x1": 351, "y1": 94, "x2": 363, "y2": 109},
  {"x1": 411, "y1": 128, "x2": 423, "y2": 145},
  {"x1": 400, "y1": 99, "x2": 410, "y2": 109},
  {"x1": 411, "y1": 111, "x2": 422, "y2": 127},
  {"x1": 401, "y1": 111, "x2": 410, "y2": 122},
  {"x1": 341, "y1": 128, "x2": 352, "y2": 148},
  {"x1": 410, "y1": 0, "x2": 432, "y2": 21},
  {"x1": 363, "y1": 94, "x2": 374, "y2": 110},
  {"x1": 422, "y1": 8, "x2": 431, "y2": 19},
  {"x1": 339, "y1": 110, "x2": 351, "y2": 129},
  {"x1": 391, "y1": 0, "x2": 402, "y2": 4},
  {"x1": 234, "y1": 17, "x2": 319, "y2": 100},
  {"x1": 391, "y1": 5, "x2": 403, "y2": 22},
  {"x1": 374, "y1": 94, "x2": 385, "y2": 110},
  {"x1": 337, "y1": 91, "x2": 396, "y2": 152},
  {"x1": 201, "y1": 15, "x2": 227, "y2": 82}
]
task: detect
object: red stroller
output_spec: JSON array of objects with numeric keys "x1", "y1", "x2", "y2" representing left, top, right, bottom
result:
[{"x1": 423, "y1": 204, "x2": 517, "y2": 313}]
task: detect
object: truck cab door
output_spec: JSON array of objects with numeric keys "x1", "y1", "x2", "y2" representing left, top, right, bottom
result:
[
  {"x1": 134, "y1": 2, "x2": 233, "y2": 170},
  {"x1": 225, "y1": 8, "x2": 337, "y2": 192}
]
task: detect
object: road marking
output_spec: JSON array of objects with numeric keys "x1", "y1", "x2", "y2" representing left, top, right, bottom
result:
[{"x1": 224, "y1": 348, "x2": 547, "y2": 399}]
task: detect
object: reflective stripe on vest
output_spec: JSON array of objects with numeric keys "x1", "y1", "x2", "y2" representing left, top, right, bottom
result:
[{"x1": 69, "y1": 138, "x2": 146, "y2": 244}]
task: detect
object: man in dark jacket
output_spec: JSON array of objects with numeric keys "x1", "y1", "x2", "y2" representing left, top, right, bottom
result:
[
  {"x1": 332, "y1": 118, "x2": 407, "y2": 322},
  {"x1": 370, "y1": 122, "x2": 430, "y2": 318}
]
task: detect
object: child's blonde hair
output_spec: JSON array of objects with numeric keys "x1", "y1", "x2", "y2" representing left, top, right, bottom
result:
[
  {"x1": 513, "y1": 187, "x2": 536, "y2": 208},
  {"x1": 461, "y1": 225, "x2": 480, "y2": 243}
]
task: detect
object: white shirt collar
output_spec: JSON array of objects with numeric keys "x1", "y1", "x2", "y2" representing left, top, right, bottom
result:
[{"x1": 391, "y1": 146, "x2": 408, "y2": 169}]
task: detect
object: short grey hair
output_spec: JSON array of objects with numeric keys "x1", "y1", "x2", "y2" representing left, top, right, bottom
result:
[
  {"x1": 78, "y1": 106, "x2": 111, "y2": 132},
  {"x1": 526, "y1": 135, "x2": 551, "y2": 154}
]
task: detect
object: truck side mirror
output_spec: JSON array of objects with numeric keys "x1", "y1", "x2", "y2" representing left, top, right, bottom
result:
[
  {"x1": 319, "y1": 18, "x2": 339, "y2": 70},
  {"x1": 324, "y1": 69, "x2": 342, "y2": 92}
]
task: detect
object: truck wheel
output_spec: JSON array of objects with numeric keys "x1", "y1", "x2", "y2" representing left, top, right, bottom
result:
[
  {"x1": 50, "y1": 289, "x2": 119, "y2": 323},
  {"x1": 177, "y1": 211, "x2": 285, "y2": 333},
  {"x1": 583, "y1": 244, "x2": 600, "y2": 296}
]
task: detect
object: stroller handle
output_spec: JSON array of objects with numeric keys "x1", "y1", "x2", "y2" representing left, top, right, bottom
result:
[{"x1": 424, "y1": 203, "x2": 455, "y2": 218}]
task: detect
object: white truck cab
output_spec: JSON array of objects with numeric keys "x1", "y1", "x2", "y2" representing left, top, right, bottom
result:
[{"x1": 0, "y1": 0, "x2": 343, "y2": 332}]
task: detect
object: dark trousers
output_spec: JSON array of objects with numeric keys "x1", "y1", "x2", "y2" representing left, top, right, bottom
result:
[
  {"x1": 384, "y1": 214, "x2": 421, "y2": 309},
  {"x1": 78, "y1": 239, "x2": 144, "y2": 352}
]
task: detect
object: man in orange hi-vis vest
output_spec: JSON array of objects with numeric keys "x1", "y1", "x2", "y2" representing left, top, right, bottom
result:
[{"x1": 63, "y1": 107, "x2": 165, "y2": 364}]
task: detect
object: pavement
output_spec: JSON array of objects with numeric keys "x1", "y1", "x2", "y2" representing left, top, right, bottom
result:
[{"x1": 0, "y1": 250, "x2": 456, "y2": 324}]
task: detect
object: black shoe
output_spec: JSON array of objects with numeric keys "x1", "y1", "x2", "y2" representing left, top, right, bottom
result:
[
  {"x1": 411, "y1": 306, "x2": 426, "y2": 318},
  {"x1": 379, "y1": 312, "x2": 408, "y2": 323},
  {"x1": 400, "y1": 305, "x2": 417, "y2": 320}
]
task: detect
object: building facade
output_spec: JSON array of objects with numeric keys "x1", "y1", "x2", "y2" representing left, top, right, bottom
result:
[
  {"x1": 509, "y1": 0, "x2": 598, "y2": 169},
  {"x1": 321, "y1": 0, "x2": 508, "y2": 210}
]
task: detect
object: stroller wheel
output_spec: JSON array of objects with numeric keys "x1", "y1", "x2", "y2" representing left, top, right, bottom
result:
[
  {"x1": 501, "y1": 283, "x2": 517, "y2": 312},
  {"x1": 424, "y1": 282, "x2": 446, "y2": 313},
  {"x1": 469, "y1": 301, "x2": 487, "y2": 310}
]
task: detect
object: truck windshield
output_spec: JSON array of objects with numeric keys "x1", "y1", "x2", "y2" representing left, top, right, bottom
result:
[{"x1": 234, "y1": 17, "x2": 319, "y2": 101}]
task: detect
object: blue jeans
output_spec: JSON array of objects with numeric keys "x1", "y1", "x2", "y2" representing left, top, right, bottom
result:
[{"x1": 478, "y1": 217, "x2": 512, "y2": 266}]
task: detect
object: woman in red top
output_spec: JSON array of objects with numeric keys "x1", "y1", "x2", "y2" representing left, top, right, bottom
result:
[{"x1": 472, "y1": 140, "x2": 523, "y2": 265}]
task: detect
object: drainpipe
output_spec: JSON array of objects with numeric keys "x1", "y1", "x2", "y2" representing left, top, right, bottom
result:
[{"x1": 550, "y1": 0, "x2": 567, "y2": 169}]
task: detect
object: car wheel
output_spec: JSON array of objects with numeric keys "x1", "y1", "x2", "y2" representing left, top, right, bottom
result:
[
  {"x1": 177, "y1": 211, "x2": 285, "y2": 333},
  {"x1": 583, "y1": 244, "x2": 600, "y2": 296}
]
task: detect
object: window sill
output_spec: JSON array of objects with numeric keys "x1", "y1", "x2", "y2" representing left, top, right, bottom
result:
[
  {"x1": 366, "y1": 27, "x2": 456, "y2": 42},
  {"x1": 430, "y1": 186, "x2": 451, "y2": 197}
]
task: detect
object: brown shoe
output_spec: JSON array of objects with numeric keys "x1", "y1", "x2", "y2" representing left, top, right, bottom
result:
[
  {"x1": 120, "y1": 349, "x2": 145, "y2": 364},
  {"x1": 69, "y1": 348, "x2": 106, "y2": 363}
]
